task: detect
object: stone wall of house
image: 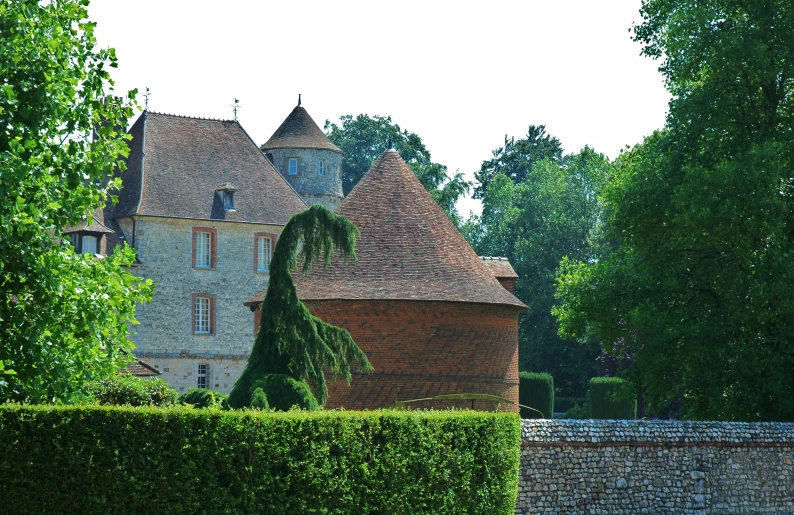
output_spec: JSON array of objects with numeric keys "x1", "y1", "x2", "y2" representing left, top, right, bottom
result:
[
  {"x1": 128, "y1": 216, "x2": 279, "y2": 393},
  {"x1": 517, "y1": 419, "x2": 794, "y2": 515},
  {"x1": 269, "y1": 148, "x2": 343, "y2": 211}
]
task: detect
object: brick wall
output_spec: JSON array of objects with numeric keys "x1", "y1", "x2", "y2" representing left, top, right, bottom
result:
[
  {"x1": 517, "y1": 419, "x2": 794, "y2": 514},
  {"x1": 304, "y1": 299, "x2": 521, "y2": 411}
]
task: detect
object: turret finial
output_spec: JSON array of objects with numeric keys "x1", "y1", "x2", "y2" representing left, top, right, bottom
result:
[
  {"x1": 387, "y1": 138, "x2": 394, "y2": 151},
  {"x1": 298, "y1": 93, "x2": 301, "y2": 107}
]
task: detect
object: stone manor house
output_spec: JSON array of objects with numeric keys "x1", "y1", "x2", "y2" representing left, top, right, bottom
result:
[{"x1": 74, "y1": 100, "x2": 525, "y2": 408}]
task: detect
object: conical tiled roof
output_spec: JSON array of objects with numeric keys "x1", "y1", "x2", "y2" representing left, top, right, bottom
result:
[
  {"x1": 293, "y1": 150, "x2": 527, "y2": 309},
  {"x1": 261, "y1": 106, "x2": 342, "y2": 153}
]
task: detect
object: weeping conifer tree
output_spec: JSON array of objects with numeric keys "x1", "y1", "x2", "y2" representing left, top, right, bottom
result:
[{"x1": 228, "y1": 205, "x2": 373, "y2": 409}]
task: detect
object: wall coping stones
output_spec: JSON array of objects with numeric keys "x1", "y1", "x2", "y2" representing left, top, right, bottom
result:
[{"x1": 521, "y1": 419, "x2": 794, "y2": 446}]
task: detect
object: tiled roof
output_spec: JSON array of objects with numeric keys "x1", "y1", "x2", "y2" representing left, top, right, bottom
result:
[
  {"x1": 260, "y1": 106, "x2": 342, "y2": 153},
  {"x1": 64, "y1": 213, "x2": 115, "y2": 234},
  {"x1": 292, "y1": 150, "x2": 527, "y2": 309},
  {"x1": 480, "y1": 257, "x2": 518, "y2": 279},
  {"x1": 113, "y1": 112, "x2": 308, "y2": 224},
  {"x1": 122, "y1": 359, "x2": 160, "y2": 377}
]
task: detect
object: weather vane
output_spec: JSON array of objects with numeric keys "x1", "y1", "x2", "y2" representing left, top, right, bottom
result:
[
  {"x1": 144, "y1": 87, "x2": 150, "y2": 111},
  {"x1": 232, "y1": 98, "x2": 240, "y2": 121}
]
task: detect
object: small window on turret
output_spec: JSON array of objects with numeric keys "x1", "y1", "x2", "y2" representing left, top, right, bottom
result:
[
  {"x1": 317, "y1": 160, "x2": 325, "y2": 176},
  {"x1": 288, "y1": 158, "x2": 298, "y2": 175}
]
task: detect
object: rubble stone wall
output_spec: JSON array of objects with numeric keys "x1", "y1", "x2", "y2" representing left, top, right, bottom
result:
[{"x1": 517, "y1": 419, "x2": 794, "y2": 515}]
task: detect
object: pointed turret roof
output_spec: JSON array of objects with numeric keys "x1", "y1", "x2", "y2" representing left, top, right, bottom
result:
[
  {"x1": 293, "y1": 150, "x2": 527, "y2": 309},
  {"x1": 261, "y1": 106, "x2": 342, "y2": 153}
]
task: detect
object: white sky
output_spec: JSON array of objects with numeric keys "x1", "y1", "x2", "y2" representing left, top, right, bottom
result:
[{"x1": 89, "y1": 0, "x2": 670, "y2": 217}]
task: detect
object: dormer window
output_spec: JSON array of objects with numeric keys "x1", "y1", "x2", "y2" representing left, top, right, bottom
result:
[
  {"x1": 223, "y1": 190, "x2": 235, "y2": 210},
  {"x1": 288, "y1": 158, "x2": 298, "y2": 175},
  {"x1": 69, "y1": 232, "x2": 102, "y2": 255},
  {"x1": 216, "y1": 183, "x2": 237, "y2": 211},
  {"x1": 317, "y1": 160, "x2": 325, "y2": 176}
]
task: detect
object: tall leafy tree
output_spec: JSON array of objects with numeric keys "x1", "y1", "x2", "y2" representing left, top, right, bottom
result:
[
  {"x1": 554, "y1": 0, "x2": 794, "y2": 420},
  {"x1": 472, "y1": 125, "x2": 563, "y2": 199},
  {"x1": 0, "y1": 0, "x2": 153, "y2": 403},
  {"x1": 464, "y1": 147, "x2": 610, "y2": 399},
  {"x1": 229, "y1": 205, "x2": 372, "y2": 409},
  {"x1": 325, "y1": 114, "x2": 470, "y2": 226}
]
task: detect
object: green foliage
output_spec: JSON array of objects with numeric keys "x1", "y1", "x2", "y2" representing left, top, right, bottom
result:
[
  {"x1": 325, "y1": 114, "x2": 470, "y2": 226},
  {"x1": 249, "y1": 387, "x2": 269, "y2": 410},
  {"x1": 250, "y1": 374, "x2": 318, "y2": 412},
  {"x1": 0, "y1": 405, "x2": 521, "y2": 514},
  {"x1": 518, "y1": 372, "x2": 554, "y2": 419},
  {"x1": 464, "y1": 146, "x2": 610, "y2": 399},
  {"x1": 555, "y1": 1, "x2": 794, "y2": 421},
  {"x1": 229, "y1": 205, "x2": 372, "y2": 409},
  {"x1": 472, "y1": 125, "x2": 563, "y2": 199},
  {"x1": 561, "y1": 402, "x2": 590, "y2": 420},
  {"x1": 0, "y1": 0, "x2": 154, "y2": 403},
  {"x1": 179, "y1": 388, "x2": 228, "y2": 410},
  {"x1": 87, "y1": 376, "x2": 177, "y2": 407},
  {"x1": 589, "y1": 378, "x2": 636, "y2": 420},
  {"x1": 555, "y1": 396, "x2": 587, "y2": 414}
]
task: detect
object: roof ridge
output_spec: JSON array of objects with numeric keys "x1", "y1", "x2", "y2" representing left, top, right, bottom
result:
[{"x1": 146, "y1": 110, "x2": 234, "y2": 123}]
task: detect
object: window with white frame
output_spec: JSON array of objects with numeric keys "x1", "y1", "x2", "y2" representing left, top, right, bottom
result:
[
  {"x1": 288, "y1": 158, "x2": 298, "y2": 175},
  {"x1": 317, "y1": 160, "x2": 325, "y2": 176},
  {"x1": 195, "y1": 297, "x2": 211, "y2": 334},
  {"x1": 81, "y1": 235, "x2": 97, "y2": 255},
  {"x1": 197, "y1": 363, "x2": 209, "y2": 389},
  {"x1": 257, "y1": 236, "x2": 272, "y2": 273},
  {"x1": 195, "y1": 231, "x2": 211, "y2": 268}
]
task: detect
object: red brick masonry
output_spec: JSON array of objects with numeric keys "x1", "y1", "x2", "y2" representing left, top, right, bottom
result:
[{"x1": 305, "y1": 299, "x2": 521, "y2": 412}]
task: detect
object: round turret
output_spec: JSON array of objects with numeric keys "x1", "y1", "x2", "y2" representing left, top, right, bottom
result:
[{"x1": 261, "y1": 103, "x2": 344, "y2": 211}]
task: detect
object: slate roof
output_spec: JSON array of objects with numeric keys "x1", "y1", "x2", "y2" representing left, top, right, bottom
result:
[
  {"x1": 480, "y1": 257, "x2": 518, "y2": 279},
  {"x1": 291, "y1": 150, "x2": 527, "y2": 309},
  {"x1": 260, "y1": 106, "x2": 342, "y2": 153},
  {"x1": 64, "y1": 213, "x2": 115, "y2": 234},
  {"x1": 113, "y1": 112, "x2": 308, "y2": 223}
]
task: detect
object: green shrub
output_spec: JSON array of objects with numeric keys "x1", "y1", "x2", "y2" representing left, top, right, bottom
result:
[
  {"x1": 589, "y1": 377, "x2": 637, "y2": 419},
  {"x1": 250, "y1": 387, "x2": 269, "y2": 410},
  {"x1": 518, "y1": 371, "x2": 554, "y2": 419},
  {"x1": 87, "y1": 375, "x2": 178, "y2": 407},
  {"x1": 555, "y1": 396, "x2": 587, "y2": 413},
  {"x1": 251, "y1": 373, "x2": 319, "y2": 411},
  {"x1": 0, "y1": 405, "x2": 520, "y2": 514},
  {"x1": 561, "y1": 402, "x2": 590, "y2": 419},
  {"x1": 178, "y1": 388, "x2": 228, "y2": 409}
]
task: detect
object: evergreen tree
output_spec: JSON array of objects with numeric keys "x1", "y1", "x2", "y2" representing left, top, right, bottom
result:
[{"x1": 229, "y1": 205, "x2": 372, "y2": 409}]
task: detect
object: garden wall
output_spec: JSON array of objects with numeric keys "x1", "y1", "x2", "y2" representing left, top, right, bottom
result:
[{"x1": 517, "y1": 419, "x2": 794, "y2": 514}]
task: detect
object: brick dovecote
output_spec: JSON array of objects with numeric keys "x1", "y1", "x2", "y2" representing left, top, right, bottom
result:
[{"x1": 304, "y1": 299, "x2": 521, "y2": 412}]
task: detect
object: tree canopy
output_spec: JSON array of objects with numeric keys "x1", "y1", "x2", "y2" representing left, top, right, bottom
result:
[
  {"x1": 325, "y1": 114, "x2": 470, "y2": 226},
  {"x1": 229, "y1": 205, "x2": 372, "y2": 409},
  {"x1": 464, "y1": 145, "x2": 611, "y2": 399},
  {"x1": 554, "y1": 0, "x2": 794, "y2": 421},
  {"x1": 0, "y1": 0, "x2": 153, "y2": 403}
]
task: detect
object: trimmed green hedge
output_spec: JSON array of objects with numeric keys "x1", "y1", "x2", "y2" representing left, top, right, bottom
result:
[
  {"x1": 589, "y1": 377, "x2": 637, "y2": 419},
  {"x1": 518, "y1": 371, "x2": 554, "y2": 419},
  {"x1": 0, "y1": 405, "x2": 520, "y2": 514},
  {"x1": 178, "y1": 388, "x2": 229, "y2": 409}
]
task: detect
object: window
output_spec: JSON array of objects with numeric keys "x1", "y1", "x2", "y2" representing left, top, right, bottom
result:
[
  {"x1": 192, "y1": 293, "x2": 216, "y2": 335},
  {"x1": 192, "y1": 227, "x2": 217, "y2": 269},
  {"x1": 223, "y1": 190, "x2": 235, "y2": 210},
  {"x1": 288, "y1": 158, "x2": 298, "y2": 175},
  {"x1": 257, "y1": 237, "x2": 272, "y2": 272},
  {"x1": 317, "y1": 160, "x2": 325, "y2": 176},
  {"x1": 81, "y1": 235, "x2": 97, "y2": 255},
  {"x1": 254, "y1": 232, "x2": 277, "y2": 273},
  {"x1": 197, "y1": 364, "x2": 209, "y2": 389},
  {"x1": 195, "y1": 297, "x2": 210, "y2": 334}
]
